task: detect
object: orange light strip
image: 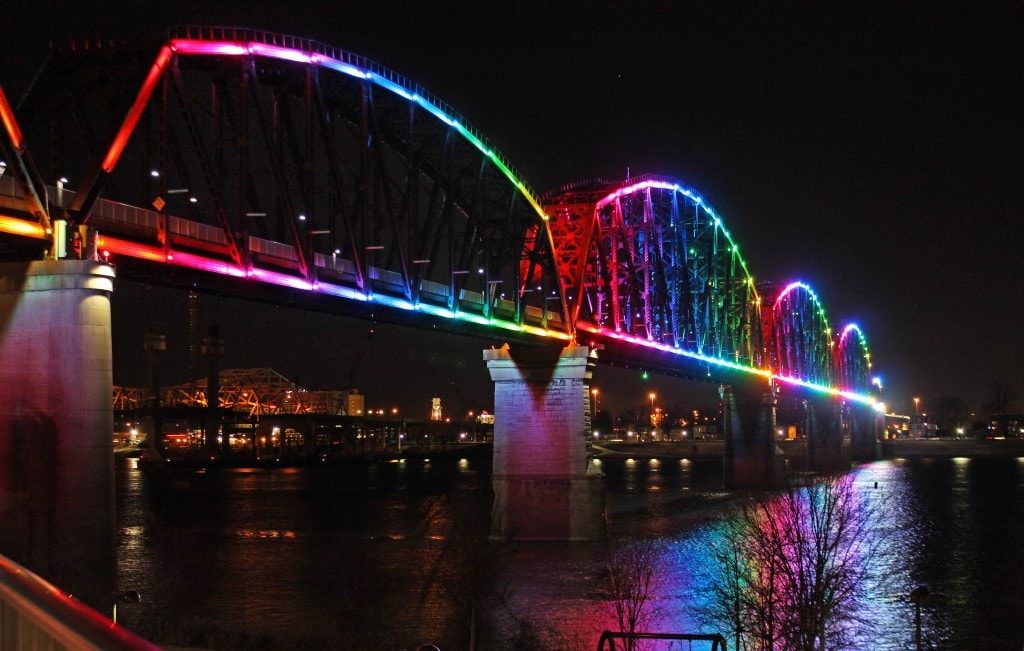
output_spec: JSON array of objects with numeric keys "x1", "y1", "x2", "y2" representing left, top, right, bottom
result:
[
  {"x1": 100, "y1": 45, "x2": 173, "y2": 172},
  {"x1": 0, "y1": 214, "x2": 45, "y2": 239},
  {"x1": 0, "y1": 84, "x2": 24, "y2": 151}
]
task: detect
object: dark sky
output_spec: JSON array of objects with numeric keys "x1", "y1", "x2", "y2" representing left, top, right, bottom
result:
[{"x1": 2, "y1": 2, "x2": 1021, "y2": 417}]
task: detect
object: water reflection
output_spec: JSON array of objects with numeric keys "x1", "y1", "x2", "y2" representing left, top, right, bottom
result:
[{"x1": 109, "y1": 456, "x2": 1024, "y2": 649}]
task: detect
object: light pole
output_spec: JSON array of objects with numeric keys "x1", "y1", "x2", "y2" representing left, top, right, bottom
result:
[
  {"x1": 648, "y1": 392, "x2": 656, "y2": 434},
  {"x1": 913, "y1": 397, "x2": 921, "y2": 416},
  {"x1": 591, "y1": 388, "x2": 599, "y2": 422}
]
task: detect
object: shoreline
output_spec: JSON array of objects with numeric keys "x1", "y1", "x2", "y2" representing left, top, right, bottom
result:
[{"x1": 595, "y1": 438, "x2": 1024, "y2": 460}]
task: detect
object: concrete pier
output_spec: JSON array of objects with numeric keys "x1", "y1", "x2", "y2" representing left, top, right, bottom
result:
[
  {"x1": 484, "y1": 344, "x2": 605, "y2": 541},
  {"x1": 806, "y1": 398, "x2": 848, "y2": 473},
  {"x1": 0, "y1": 260, "x2": 115, "y2": 610},
  {"x1": 722, "y1": 381, "x2": 786, "y2": 490},
  {"x1": 850, "y1": 404, "x2": 883, "y2": 462}
]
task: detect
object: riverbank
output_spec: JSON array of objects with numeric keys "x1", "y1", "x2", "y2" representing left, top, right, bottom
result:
[
  {"x1": 597, "y1": 437, "x2": 1024, "y2": 461},
  {"x1": 886, "y1": 438, "x2": 1024, "y2": 457}
]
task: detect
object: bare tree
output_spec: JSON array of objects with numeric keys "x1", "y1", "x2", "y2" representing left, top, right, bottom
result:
[
  {"x1": 600, "y1": 539, "x2": 663, "y2": 650},
  {"x1": 704, "y1": 475, "x2": 885, "y2": 650}
]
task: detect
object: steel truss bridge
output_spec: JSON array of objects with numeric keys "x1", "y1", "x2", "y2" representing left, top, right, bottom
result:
[
  {"x1": 113, "y1": 367, "x2": 350, "y2": 416},
  {"x1": 0, "y1": 26, "x2": 879, "y2": 407}
]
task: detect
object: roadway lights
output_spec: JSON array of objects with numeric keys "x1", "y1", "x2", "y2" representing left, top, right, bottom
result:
[{"x1": 150, "y1": 169, "x2": 160, "y2": 177}]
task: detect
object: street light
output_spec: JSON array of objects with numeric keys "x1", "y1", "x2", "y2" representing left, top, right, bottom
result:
[
  {"x1": 648, "y1": 392, "x2": 657, "y2": 430},
  {"x1": 591, "y1": 387, "x2": 599, "y2": 419},
  {"x1": 913, "y1": 397, "x2": 921, "y2": 416}
]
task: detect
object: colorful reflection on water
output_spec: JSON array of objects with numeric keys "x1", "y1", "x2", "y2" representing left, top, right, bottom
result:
[{"x1": 112, "y1": 456, "x2": 1024, "y2": 649}]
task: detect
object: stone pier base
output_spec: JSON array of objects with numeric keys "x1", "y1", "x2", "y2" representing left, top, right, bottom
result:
[
  {"x1": 484, "y1": 344, "x2": 605, "y2": 541},
  {"x1": 0, "y1": 260, "x2": 115, "y2": 610}
]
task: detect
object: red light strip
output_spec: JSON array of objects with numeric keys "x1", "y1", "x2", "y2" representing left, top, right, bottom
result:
[{"x1": 100, "y1": 45, "x2": 173, "y2": 172}]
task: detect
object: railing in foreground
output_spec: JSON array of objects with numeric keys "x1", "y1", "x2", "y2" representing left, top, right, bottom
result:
[
  {"x1": 0, "y1": 553, "x2": 158, "y2": 650},
  {"x1": 597, "y1": 630, "x2": 727, "y2": 651}
]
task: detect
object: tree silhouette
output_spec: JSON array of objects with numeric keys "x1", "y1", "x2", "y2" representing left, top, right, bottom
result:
[{"x1": 703, "y1": 476, "x2": 887, "y2": 650}]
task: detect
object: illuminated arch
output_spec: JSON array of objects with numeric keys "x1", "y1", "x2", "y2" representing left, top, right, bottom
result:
[
  {"x1": 544, "y1": 175, "x2": 762, "y2": 368},
  {"x1": 28, "y1": 27, "x2": 566, "y2": 334},
  {"x1": 768, "y1": 281, "x2": 834, "y2": 386},
  {"x1": 835, "y1": 323, "x2": 872, "y2": 393}
]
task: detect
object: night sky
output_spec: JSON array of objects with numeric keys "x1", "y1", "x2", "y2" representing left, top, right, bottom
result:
[{"x1": 2, "y1": 2, "x2": 1020, "y2": 417}]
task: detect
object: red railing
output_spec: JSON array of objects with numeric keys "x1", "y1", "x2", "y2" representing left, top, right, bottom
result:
[{"x1": 0, "y1": 553, "x2": 159, "y2": 650}]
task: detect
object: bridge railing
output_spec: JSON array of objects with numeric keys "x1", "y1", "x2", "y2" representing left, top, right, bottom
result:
[
  {"x1": 0, "y1": 552, "x2": 159, "y2": 650},
  {"x1": 167, "y1": 26, "x2": 540, "y2": 205},
  {"x1": 0, "y1": 181, "x2": 565, "y2": 327},
  {"x1": 596, "y1": 630, "x2": 727, "y2": 651}
]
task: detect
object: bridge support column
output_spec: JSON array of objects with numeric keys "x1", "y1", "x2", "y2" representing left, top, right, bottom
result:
[
  {"x1": 0, "y1": 260, "x2": 115, "y2": 610},
  {"x1": 850, "y1": 405, "x2": 883, "y2": 462},
  {"x1": 722, "y1": 382, "x2": 785, "y2": 490},
  {"x1": 484, "y1": 344, "x2": 605, "y2": 541},
  {"x1": 806, "y1": 399, "x2": 848, "y2": 473}
]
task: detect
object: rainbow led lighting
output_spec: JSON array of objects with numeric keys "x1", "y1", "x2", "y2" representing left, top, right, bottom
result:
[
  {"x1": 774, "y1": 281, "x2": 834, "y2": 346},
  {"x1": 166, "y1": 37, "x2": 550, "y2": 223},
  {"x1": 93, "y1": 233, "x2": 571, "y2": 342},
  {"x1": 838, "y1": 322, "x2": 871, "y2": 368},
  {"x1": 95, "y1": 225, "x2": 878, "y2": 406},
  {"x1": 593, "y1": 179, "x2": 758, "y2": 289}
]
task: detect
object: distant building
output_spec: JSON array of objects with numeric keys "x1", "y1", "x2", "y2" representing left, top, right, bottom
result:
[
  {"x1": 430, "y1": 397, "x2": 443, "y2": 421},
  {"x1": 476, "y1": 410, "x2": 495, "y2": 425},
  {"x1": 344, "y1": 391, "x2": 364, "y2": 417},
  {"x1": 989, "y1": 414, "x2": 1024, "y2": 438},
  {"x1": 909, "y1": 415, "x2": 938, "y2": 438}
]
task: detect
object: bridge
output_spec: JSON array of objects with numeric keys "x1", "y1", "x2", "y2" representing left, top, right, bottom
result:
[{"x1": 0, "y1": 27, "x2": 885, "y2": 555}]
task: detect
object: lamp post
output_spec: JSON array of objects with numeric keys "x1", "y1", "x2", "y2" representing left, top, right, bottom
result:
[
  {"x1": 591, "y1": 387, "x2": 599, "y2": 422},
  {"x1": 913, "y1": 397, "x2": 921, "y2": 416},
  {"x1": 648, "y1": 392, "x2": 656, "y2": 434}
]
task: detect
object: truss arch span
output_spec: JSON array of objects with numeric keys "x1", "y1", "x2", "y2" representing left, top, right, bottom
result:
[
  {"x1": 835, "y1": 322, "x2": 872, "y2": 394},
  {"x1": 543, "y1": 175, "x2": 762, "y2": 368},
  {"x1": 767, "y1": 281, "x2": 835, "y2": 387}
]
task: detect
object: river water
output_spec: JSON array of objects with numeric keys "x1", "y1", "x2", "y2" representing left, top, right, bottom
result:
[{"x1": 110, "y1": 454, "x2": 1024, "y2": 649}]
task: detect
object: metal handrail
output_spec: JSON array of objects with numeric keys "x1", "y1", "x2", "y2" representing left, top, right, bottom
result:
[
  {"x1": 0, "y1": 552, "x2": 159, "y2": 650},
  {"x1": 597, "y1": 630, "x2": 727, "y2": 651}
]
